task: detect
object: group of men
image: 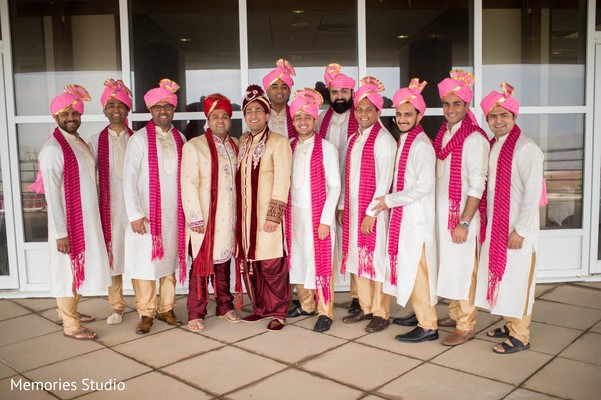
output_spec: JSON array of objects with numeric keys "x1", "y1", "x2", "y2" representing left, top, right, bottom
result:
[{"x1": 37, "y1": 58, "x2": 543, "y2": 355}]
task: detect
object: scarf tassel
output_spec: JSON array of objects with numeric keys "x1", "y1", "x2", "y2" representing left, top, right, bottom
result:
[
  {"x1": 486, "y1": 273, "x2": 501, "y2": 309},
  {"x1": 315, "y1": 275, "x2": 331, "y2": 307},
  {"x1": 389, "y1": 254, "x2": 398, "y2": 287},
  {"x1": 151, "y1": 234, "x2": 165, "y2": 261},
  {"x1": 357, "y1": 246, "x2": 375, "y2": 279},
  {"x1": 107, "y1": 242, "x2": 114, "y2": 270},
  {"x1": 72, "y1": 251, "x2": 86, "y2": 291}
]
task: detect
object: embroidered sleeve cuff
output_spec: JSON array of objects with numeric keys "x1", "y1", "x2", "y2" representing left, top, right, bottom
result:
[
  {"x1": 266, "y1": 199, "x2": 286, "y2": 223},
  {"x1": 187, "y1": 220, "x2": 204, "y2": 228}
]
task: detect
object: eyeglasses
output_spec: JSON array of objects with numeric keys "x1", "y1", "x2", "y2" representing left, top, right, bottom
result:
[
  {"x1": 245, "y1": 108, "x2": 265, "y2": 116},
  {"x1": 150, "y1": 104, "x2": 175, "y2": 112}
]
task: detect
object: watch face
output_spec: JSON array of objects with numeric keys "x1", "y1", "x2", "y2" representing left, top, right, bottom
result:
[{"x1": 461, "y1": 221, "x2": 469, "y2": 228}]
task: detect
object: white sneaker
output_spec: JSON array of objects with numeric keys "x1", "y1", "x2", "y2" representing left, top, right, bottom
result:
[{"x1": 107, "y1": 312, "x2": 123, "y2": 325}]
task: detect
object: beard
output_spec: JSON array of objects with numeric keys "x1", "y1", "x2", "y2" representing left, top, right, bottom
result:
[{"x1": 331, "y1": 99, "x2": 353, "y2": 114}]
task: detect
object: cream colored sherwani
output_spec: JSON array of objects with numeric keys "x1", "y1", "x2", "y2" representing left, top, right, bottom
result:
[{"x1": 268, "y1": 108, "x2": 293, "y2": 139}]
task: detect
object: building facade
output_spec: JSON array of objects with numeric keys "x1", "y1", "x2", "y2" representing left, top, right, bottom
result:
[{"x1": 0, "y1": 0, "x2": 600, "y2": 295}]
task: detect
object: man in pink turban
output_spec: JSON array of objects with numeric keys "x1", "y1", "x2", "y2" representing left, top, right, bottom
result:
[
  {"x1": 434, "y1": 70, "x2": 490, "y2": 346},
  {"x1": 123, "y1": 79, "x2": 187, "y2": 334},
  {"x1": 338, "y1": 77, "x2": 396, "y2": 334},
  {"x1": 285, "y1": 89, "x2": 341, "y2": 333},
  {"x1": 372, "y1": 78, "x2": 440, "y2": 343},
  {"x1": 181, "y1": 93, "x2": 241, "y2": 331},
  {"x1": 316, "y1": 63, "x2": 361, "y2": 315},
  {"x1": 475, "y1": 83, "x2": 544, "y2": 354},
  {"x1": 88, "y1": 79, "x2": 134, "y2": 326},
  {"x1": 263, "y1": 59, "x2": 299, "y2": 139},
  {"x1": 39, "y1": 85, "x2": 110, "y2": 340}
]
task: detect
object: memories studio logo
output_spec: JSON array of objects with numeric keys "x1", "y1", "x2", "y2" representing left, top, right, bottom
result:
[{"x1": 10, "y1": 378, "x2": 126, "y2": 392}]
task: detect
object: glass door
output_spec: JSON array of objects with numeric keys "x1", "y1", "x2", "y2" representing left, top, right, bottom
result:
[{"x1": 592, "y1": 42, "x2": 601, "y2": 274}]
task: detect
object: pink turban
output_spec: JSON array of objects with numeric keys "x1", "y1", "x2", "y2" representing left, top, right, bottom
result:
[
  {"x1": 203, "y1": 93, "x2": 233, "y2": 118},
  {"x1": 392, "y1": 78, "x2": 427, "y2": 115},
  {"x1": 354, "y1": 76, "x2": 385, "y2": 110},
  {"x1": 437, "y1": 69, "x2": 475, "y2": 103},
  {"x1": 101, "y1": 79, "x2": 133, "y2": 110},
  {"x1": 144, "y1": 79, "x2": 179, "y2": 109},
  {"x1": 243, "y1": 84, "x2": 271, "y2": 114},
  {"x1": 324, "y1": 63, "x2": 356, "y2": 89},
  {"x1": 262, "y1": 59, "x2": 295, "y2": 91},
  {"x1": 289, "y1": 88, "x2": 324, "y2": 120},
  {"x1": 480, "y1": 82, "x2": 520, "y2": 116},
  {"x1": 50, "y1": 84, "x2": 91, "y2": 116}
]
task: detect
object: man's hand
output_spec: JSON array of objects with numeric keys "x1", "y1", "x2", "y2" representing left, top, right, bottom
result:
[
  {"x1": 336, "y1": 210, "x2": 344, "y2": 228},
  {"x1": 190, "y1": 225, "x2": 205, "y2": 234},
  {"x1": 263, "y1": 220, "x2": 278, "y2": 233},
  {"x1": 56, "y1": 237, "x2": 70, "y2": 254},
  {"x1": 361, "y1": 215, "x2": 376, "y2": 235},
  {"x1": 452, "y1": 224, "x2": 468, "y2": 244},
  {"x1": 131, "y1": 217, "x2": 150, "y2": 234},
  {"x1": 318, "y1": 224, "x2": 330, "y2": 240},
  {"x1": 507, "y1": 230, "x2": 524, "y2": 249},
  {"x1": 371, "y1": 196, "x2": 389, "y2": 216}
]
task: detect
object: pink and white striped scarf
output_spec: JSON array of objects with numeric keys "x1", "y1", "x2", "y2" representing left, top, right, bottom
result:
[
  {"x1": 98, "y1": 125, "x2": 133, "y2": 269},
  {"x1": 387, "y1": 124, "x2": 424, "y2": 286},
  {"x1": 286, "y1": 135, "x2": 332, "y2": 305},
  {"x1": 487, "y1": 125, "x2": 521, "y2": 306},
  {"x1": 146, "y1": 119, "x2": 187, "y2": 284},
  {"x1": 341, "y1": 122, "x2": 381, "y2": 278},
  {"x1": 318, "y1": 106, "x2": 358, "y2": 141}
]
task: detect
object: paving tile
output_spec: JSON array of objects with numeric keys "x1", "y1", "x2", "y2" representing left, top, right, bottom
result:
[
  {"x1": 360, "y1": 396, "x2": 388, "y2": 400},
  {"x1": 431, "y1": 338, "x2": 553, "y2": 385},
  {"x1": 13, "y1": 298, "x2": 58, "y2": 312},
  {"x1": 0, "y1": 331, "x2": 103, "y2": 372},
  {"x1": 78, "y1": 371, "x2": 212, "y2": 400},
  {"x1": 300, "y1": 342, "x2": 421, "y2": 391},
  {"x1": 0, "y1": 300, "x2": 32, "y2": 321},
  {"x1": 0, "y1": 314, "x2": 61, "y2": 347},
  {"x1": 39, "y1": 297, "x2": 114, "y2": 324},
  {"x1": 435, "y1": 305, "x2": 502, "y2": 334},
  {"x1": 0, "y1": 375, "x2": 57, "y2": 399},
  {"x1": 503, "y1": 388, "x2": 563, "y2": 400},
  {"x1": 83, "y1": 312, "x2": 175, "y2": 347},
  {"x1": 236, "y1": 324, "x2": 345, "y2": 364},
  {"x1": 288, "y1": 307, "x2": 371, "y2": 340},
  {"x1": 0, "y1": 361, "x2": 17, "y2": 380},
  {"x1": 25, "y1": 348, "x2": 151, "y2": 399},
  {"x1": 162, "y1": 346, "x2": 286, "y2": 396},
  {"x1": 523, "y1": 357, "x2": 601, "y2": 400},
  {"x1": 194, "y1": 315, "x2": 275, "y2": 344},
  {"x1": 569, "y1": 281, "x2": 601, "y2": 290},
  {"x1": 531, "y1": 299, "x2": 601, "y2": 330},
  {"x1": 227, "y1": 368, "x2": 364, "y2": 400},
  {"x1": 540, "y1": 285, "x2": 601, "y2": 309},
  {"x1": 559, "y1": 332, "x2": 601, "y2": 366},
  {"x1": 534, "y1": 283, "x2": 558, "y2": 298},
  {"x1": 113, "y1": 328, "x2": 223, "y2": 368},
  {"x1": 375, "y1": 363, "x2": 513, "y2": 400},
  {"x1": 590, "y1": 320, "x2": 601, "y2": 334}
]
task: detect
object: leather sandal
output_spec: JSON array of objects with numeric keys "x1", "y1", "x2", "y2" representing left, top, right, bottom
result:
[
  {"x1": 218, "y1": 310, "x2": 242, "y2": 323},
  {"x1": 493, "y1": 336, "x2": 530, "y2": 354},
  {"x1": 63, "y1": 326, "x2": 98, "y2": 341},
  {"x1": 487, "y1": 324, "x2": 510, "y2": 338}
]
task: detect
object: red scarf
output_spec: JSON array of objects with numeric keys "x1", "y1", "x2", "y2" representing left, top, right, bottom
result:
[
  {"x1": 433, "y1": 119, "x2": 488, "y2": 243},
  {"x1": 192, "y1": 130, "x2": 239, "y2": 300},
  {"x1": 98, "y1": 125, "x2": 133, "y2": 269},
  {"x1": 146, "y1": 119, "x2": 187, "y2": 284},
  {"x1": 285, "y1": 135, "x2": 332, "y2": 305},
  {"x1": 387, "y1": 125, "x2": 424, "y2": 286},
  {"x1": 285, "y1": 105, "x2": 299, "y2": 140},
  {"x1": 487, "y1": 125, "x2": 521, "y2": 306},
  {"x1": 341, "y1": 122, "x2": 381, "y2": 278},
  {"x1": 52, "y1": 128, "x2": 87, "y2": 290},
  {"x1": 318, "y1": 106, "x2": 358, "y2": 141}
]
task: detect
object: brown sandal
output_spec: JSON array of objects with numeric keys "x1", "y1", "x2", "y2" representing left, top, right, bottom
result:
[
  {"x1": 218, "y1": 310, "x2": 242, "y2": 323},
  {"x1": 63, "y1": 326, "x2": 98, "y2": 341}
]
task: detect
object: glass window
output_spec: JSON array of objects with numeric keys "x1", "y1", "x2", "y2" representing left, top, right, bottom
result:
[
  {"x1": 597, "y1": 0, "x2": 601, "y2": 30},
  {"x1": 0, "y1": 159, "x2": 7, "y2": 275},
  {"x1": 10, "y1": 0, "x2": 122, "y2": 115},
  {"x1": 483, "y1": 1, "x2": 586, "y2": 106},
  {"x1": 366, "y1": 0, "x2": 472, "y2": 107}
]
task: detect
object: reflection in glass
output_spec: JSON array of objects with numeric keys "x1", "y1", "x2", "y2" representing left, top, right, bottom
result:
[
  {"x1": 482, "y1": 1, "x2": 586, "y2": 106},
  {"x1": 366, "y1": 0, "x2": 472, "y2": 106},
  {"x1": 0, "y1": 160, "x2": 8, "y2": 275},
  {"x1": 597, "y1": 0, "x2": 601, "y2": 30}
]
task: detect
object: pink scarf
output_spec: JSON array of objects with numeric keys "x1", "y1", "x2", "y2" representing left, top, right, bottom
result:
[
  {"x1": 318, "y1": 106, "x2": 358, "y2": 141},
  {"x1": 387, "y1": 124, "x2": 424, "y2": 286},
  {"x1": 52, "y1": 128, "x2": 86, "y2": 290},
  {"x1": 433, "y1": 119, "x2": 488, "y2": 243},
  {"x1": 487, "y1": 125, "x2": 521, "y2": 306},
  {"x1": 98, "y1": 125, "x2": 133, "y2": 269},
  {"x1": 286, "y1": 135, "x2": 332, "y2": 305},
  {"x1": 146, "y1": 119, "x2": 187, "y2": 284},
  {"x1": 285, "y1": 104, "x2": 299, "y2": 140},
  {"x1": 341, "y1": 122, "x2": 381, "y2": 278}
]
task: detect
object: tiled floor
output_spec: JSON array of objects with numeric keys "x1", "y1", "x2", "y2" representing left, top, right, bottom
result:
[{"x1": 1, "y1": 282, "x2": 600, "y2": 399}]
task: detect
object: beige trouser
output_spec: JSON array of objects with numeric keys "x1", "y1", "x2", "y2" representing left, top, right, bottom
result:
[
  {"x1": 294, "y1": 272, "x2": 335, "y2": 319},
  {"x1": 412, "y1": 245, "x2": 438, "y2": 330},
  {"x1": 132, "y1": 273, "x2": 176, "y2": 318},
  {"x1": 353, "y1": 274, "x2": 390, "y2": 319},
  {"x1": 503, "y1": 253, "x2": 537, "y2": 344},
  {"x1": 448, "y1": 246, "x2": 479, "y2": 332},
  {"x1": 349, "y1": 276, "x2": 358, "y2": 299},
  {"x1": 56, "y1": 293, "x2": 81, "y2": 332},
  {"x1": 108, "y1": 275, "x2": 125, "y2": 313}
]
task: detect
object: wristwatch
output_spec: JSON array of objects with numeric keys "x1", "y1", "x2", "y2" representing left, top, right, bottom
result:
[{"x1": 459, "y1": 220, "x2": 470, "y2": 228}]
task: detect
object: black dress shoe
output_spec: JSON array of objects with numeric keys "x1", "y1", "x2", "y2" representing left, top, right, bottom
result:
[
  {"x1": 313, "y1": 315, "x2": 333, "y2": 333},
  {"x1": 347, "y1": 298, "x2": 361, "y2": 314},
  {"x1": 392, "y1": 314, "x2": 418, "y2": 327},
  {"x1": 286, "y1": 306, "x2": 315, "y2": 318},
  {"x1": 395, "y1": 326, "x2": 439, "y2": 343}
]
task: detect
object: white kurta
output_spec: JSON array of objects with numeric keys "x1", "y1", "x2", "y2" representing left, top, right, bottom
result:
[
  {"x1": 382, "y1": 132, "x2": 438, "y2": 307},
  {"x1": 39, "y1": 128, "x2": 110, "y2": 297},
  {"x1": 475, "y1": 134, "x2": 544, "y2": 319},
  {"x1": 89, "y1": 128, "x2": 130, "y2": 276},
  {"x1": 289, "y1": 135, "x2": 341, "y2": 287},
  {"x1": 436, "y1": 120, "x2": 489, "y2": 300},
  {"x1": 338, "y1": 122, "x2": 396, "y2": 282},
  {"x1": 123, "y1": 125, "x2": 186, "y2": 280}
]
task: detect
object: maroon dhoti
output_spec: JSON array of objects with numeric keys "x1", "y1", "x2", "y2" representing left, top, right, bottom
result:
[
  {"x1": 245, "y1": 257, "x2": 290, "y2": 319},
  {"x1": 187, "y1": 260, "x2": 235, "y2": 320}
]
